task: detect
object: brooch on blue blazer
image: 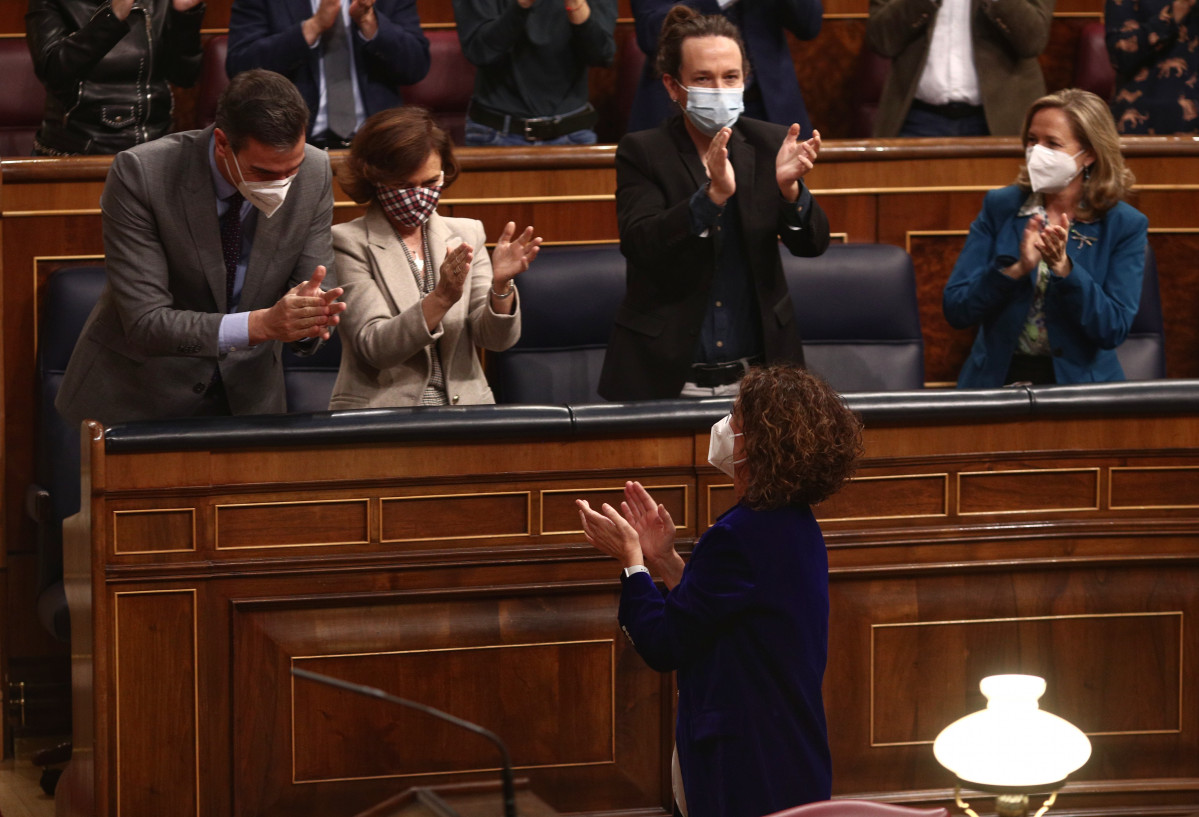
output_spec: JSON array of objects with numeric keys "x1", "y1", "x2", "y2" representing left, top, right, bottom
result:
[{"x1": 1070, "y1": 227, "x2": 1096, "y2": 250}]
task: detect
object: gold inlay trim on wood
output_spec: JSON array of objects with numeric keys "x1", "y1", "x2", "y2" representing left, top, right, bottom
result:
[
  {"x1": 289, "y1": 639, "x2": 617, "y2": 783},
  {"x1": 1110, "y1": 465, "x2": 1199, "y2": 510},
  {"x1": 869, "y1": 611, "x2": 1185, "y2": 747},
  {"x1": 818, "y1": 472, "x2": 950, "y2": 522},
  {"x1": 114, "y1": 589, "x2": 200, "y2": 817},
  {"x1": 540, "y1": 484, "x2": 690, "y2": 534},
  {"x1": 379, "y1": 491, "x2": 531, "y2": 543},
  {"x1": 956, "y1": 467, "x2": 1101, "y2": 516},
  {"x1": 215, "y1": 497, "x2": 370, "y2": 550},
  {"x1": 705, "y1": 483, "x2": 736, "y2": 528},
  {"x1": 442, "y1": 194, "x2": 614, "y2": 205},
  {"x1": 112, "y1": 507, "x2": 197, "y2": 554}
]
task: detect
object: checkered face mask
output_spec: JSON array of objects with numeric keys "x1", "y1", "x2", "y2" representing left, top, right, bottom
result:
[{"x1": 376, "y1": 171, "x2": 444, "y2": 228}]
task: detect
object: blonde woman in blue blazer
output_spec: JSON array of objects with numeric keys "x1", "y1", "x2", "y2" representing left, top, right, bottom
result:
[{"x1": 944, "y1": 88, "x2": 1148, "y2": 387}]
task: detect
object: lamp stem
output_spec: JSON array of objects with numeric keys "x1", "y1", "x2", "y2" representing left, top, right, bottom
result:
[
  {"x1": 1031, "y1": 791, "x2": 1059, "y2": 817},
  {"x1": 996, "y1": 794, "x2": 1029, "y2": 817}
]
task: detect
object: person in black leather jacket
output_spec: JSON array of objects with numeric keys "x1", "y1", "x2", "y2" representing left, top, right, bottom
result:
[{"x1": 26, "y1": 0, "x2": 205, "y2": 155}]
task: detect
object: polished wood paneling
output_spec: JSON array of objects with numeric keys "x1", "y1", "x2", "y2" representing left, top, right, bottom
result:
[
  {"x1": 292, "y1": 642, "x2": 615, "y2": 778},
  {"x1": 217, "y1": 498, "x2": 371, "y2": 549},
  {"x1": 111, "y1": 509, "x2": 196, "y2": 555},
  {"x1": 55, "y1": 405, "x2": 1199, "y2": 817},
  {"x1": 113, "y1": 590, "x2": 198, "y2": 817},
  {"x1": 381, "y1": 493, "x2": 531, "y2": 542},
  {"x1": 957, "y1": 468, "x2": 1101, "y2": 515}
]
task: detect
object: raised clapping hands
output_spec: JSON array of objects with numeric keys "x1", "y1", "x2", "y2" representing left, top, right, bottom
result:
[
  {"x1": 433, "y1": 242, "x2": 475, "y2": 308},
  {"x1": 490, "y1": 221, "x2": 542, "y2": 291},
  {"x1": 349, "y1": 0, "x2": 379, "y2": 39},
  {"x1": 303, "y1": 0, "x2": 343, "y2": 44},
  {"x1": 704, "y1": 128, "x2": 736, "y2": 206},
  {"x1": 577, "y1": 482, "x2": 685, "y2": 587},
  {"x1": 1011, "y1": 211, "x2": 1072, "y2": 279},
  {"x1": 776, "y1": 125, "x2": 820, "y2": 203},
  {"x1": 250, "y1": 265, "x2": 346, "y2": 344}
]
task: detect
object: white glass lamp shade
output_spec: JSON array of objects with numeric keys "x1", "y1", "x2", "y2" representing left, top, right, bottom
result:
[{"x1": 933, "y1": 674, "x2": 1092, "y2": 792}]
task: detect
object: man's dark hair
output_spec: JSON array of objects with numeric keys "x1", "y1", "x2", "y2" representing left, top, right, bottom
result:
[{"x1": 215, "y1": 69, "x2": 309, "y2": 152}]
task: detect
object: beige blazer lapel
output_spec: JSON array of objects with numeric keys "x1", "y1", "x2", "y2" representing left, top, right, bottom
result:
[
  {"x1": 364, "y1": 204, "x2": 423, "y2": 317},
  {"x1": 424, "y1": 212, "x2": 468, "y2": 357}
]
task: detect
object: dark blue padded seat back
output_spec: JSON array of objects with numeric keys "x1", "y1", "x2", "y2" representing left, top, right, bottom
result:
[
  {"x1": 282, "y1": 331, "x2": 342, "y2": 413},
  {"x1": 37, "y1": 266, "x2": 106, "y2": 537},
  {"x1": 1116, "y1": 244, "x2": 1165, "y2": 381},
  {"x1": 783, "y1": 243, "x2": 925, "y2": 392},
  {"x1": 34, "y1": 265, "x2": 107, "y2": 639},
  {"x1": 489, "y1": 244, "x2": 626, "y2": 404}
]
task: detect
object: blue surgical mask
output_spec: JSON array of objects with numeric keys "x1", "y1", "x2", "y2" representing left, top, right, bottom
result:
[{"x1": 683, "y1": 86, "x2": 745, "y2": 137}]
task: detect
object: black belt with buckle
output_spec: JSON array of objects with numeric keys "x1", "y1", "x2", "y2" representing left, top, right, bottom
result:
[
  {"x1": 468, "y1": 102, "x2": 598, "y2": 142},
  {"x1": 689, "y1": 356, "x2": 762, "y2": 388},
  {"x1": 310, "y1": 132, "x2": 354, "y2": 150},
  {"x1": 910, "y1": 99, "x2": 985, "y2": 120}
]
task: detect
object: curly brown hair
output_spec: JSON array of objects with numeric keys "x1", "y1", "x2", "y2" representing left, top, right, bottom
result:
[
  {"x1": 336, "y1": 106, "x2": 461, "y2": 205},
  {"x1": 735, "y1": 366, "x2": 863, "y2": 510}
]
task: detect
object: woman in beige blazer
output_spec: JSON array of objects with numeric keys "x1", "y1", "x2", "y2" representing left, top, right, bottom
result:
[{"x1": 330, "y1": 107, "x2": 541, "y2": 408}]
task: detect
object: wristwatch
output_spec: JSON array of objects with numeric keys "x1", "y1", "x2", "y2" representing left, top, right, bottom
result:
[{"x1": 621, "y1": 565, "x2": 650, "y2": 579}]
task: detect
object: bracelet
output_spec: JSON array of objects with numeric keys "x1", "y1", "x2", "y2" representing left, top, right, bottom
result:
[{"x1": 491, "y1": 281, "x2": 516, "y2": 299}]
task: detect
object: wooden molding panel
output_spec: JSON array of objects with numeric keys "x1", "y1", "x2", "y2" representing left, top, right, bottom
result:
[
  {"x1": 54, "y1": 407, "x2": 1199, "y2": 817},
  {"x1": 111, "y1": 509, "x2": 196, "y2": 555},
  {"x1": 216, "y1": 498, "x2": 371, "y2": 550},
  {"x1": 113, "y1": 590, "x2": 199, "y2": 817}
]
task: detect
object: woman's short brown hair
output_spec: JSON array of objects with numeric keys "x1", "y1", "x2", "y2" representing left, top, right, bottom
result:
[
  {"x1": 1015, "y1": 88, "x2": 1135, "y2": 220},
  {"x1": 336, "y1": 106, "x2": 461, "y2": 204},
  {"x1": 654, "y1": 5, "x2": 748, "y2": 81},
  {"x1": 735, "y1": 366, "x2": 863, "y2": 510}
]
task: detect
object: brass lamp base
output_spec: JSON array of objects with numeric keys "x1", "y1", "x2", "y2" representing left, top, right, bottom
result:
[{"x1": 954, "y1": 783, "x2": 1059, "y2": 817}]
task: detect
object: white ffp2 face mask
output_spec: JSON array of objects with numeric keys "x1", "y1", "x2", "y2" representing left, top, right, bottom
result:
[
  {"x1": 1025, "y1": 144, "x2": 1084, "y2": 194},
  {"x1": 707, "y1": 414, "x2": 745, "y2": 478},
  {"x1": 683, "y1": 86, "x2": 745, "y2": 137},
  {"x1": 224, "y1": 152, "x2": 294, "y2": 219}
]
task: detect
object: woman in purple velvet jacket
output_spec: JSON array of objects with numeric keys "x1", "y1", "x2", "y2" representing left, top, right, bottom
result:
[{"x1": 577, "y1": 366, "x2": 862, "y2": 817}]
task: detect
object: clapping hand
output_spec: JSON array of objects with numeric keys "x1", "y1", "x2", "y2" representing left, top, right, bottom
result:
[
  {"x1": 433, "y1": 243, "x2": 474, "y2": 307},
  {"x1": 490, "y1": 221, "x2": 542, "y2": 290},
  {"x1": 703, "y1": 127, "x2": 735, "y2": 205},
  {"x1": 251, "y1": 265, "x2": 346, "y2": 343},
  {"x1": 1035, "y1": 211, "x2": 1072, "y2": 277},
  {"x1": 576, "y1": 498, "x2": 643, "y2": 567},
  {"x1": 776, "y1": 125, "x2": 819, "y2": 202},
  {"x1": 173, "y1": 0, "x2": 205, "y2": 11},
  {"x1": 350, "y1": 0, "x2": 379, "y2": 38}
]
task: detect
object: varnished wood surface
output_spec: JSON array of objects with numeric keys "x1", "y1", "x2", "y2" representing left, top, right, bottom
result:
[{"x1": 53, "y1": 402, "x2": 1199, "y2": 817}]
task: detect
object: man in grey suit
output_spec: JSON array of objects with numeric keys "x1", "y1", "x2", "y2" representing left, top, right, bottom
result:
[{"x1": 56, "y1": 69, "x2": 345, "y2": 428}]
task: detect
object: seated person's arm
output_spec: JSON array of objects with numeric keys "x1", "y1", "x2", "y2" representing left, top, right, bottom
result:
[
  {"x1": 226, "y1": 0, "x2": 315, "y2": 76},
  {"x1": 452, "y1": 0, "x2": 532, "y2": 67},
  {"x1": 26, "y1": 0, "x2": 132, "y2": 96},
  {"x1": 354, "y1": 0, "x2": 432, "y2": 86}
]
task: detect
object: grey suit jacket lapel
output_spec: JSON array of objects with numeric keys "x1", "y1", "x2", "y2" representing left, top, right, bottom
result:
[
  {"x1": 180, "y1": 126, "x2": 230, "y2": 312},
  {"x1": 241, "y1": 201, "x2": 285, "y2": 309}
]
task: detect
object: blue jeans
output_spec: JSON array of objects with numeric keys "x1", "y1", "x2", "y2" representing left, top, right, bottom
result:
[{"x1": 464, "y1": 117, "x2": 597, "y2": 147}]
